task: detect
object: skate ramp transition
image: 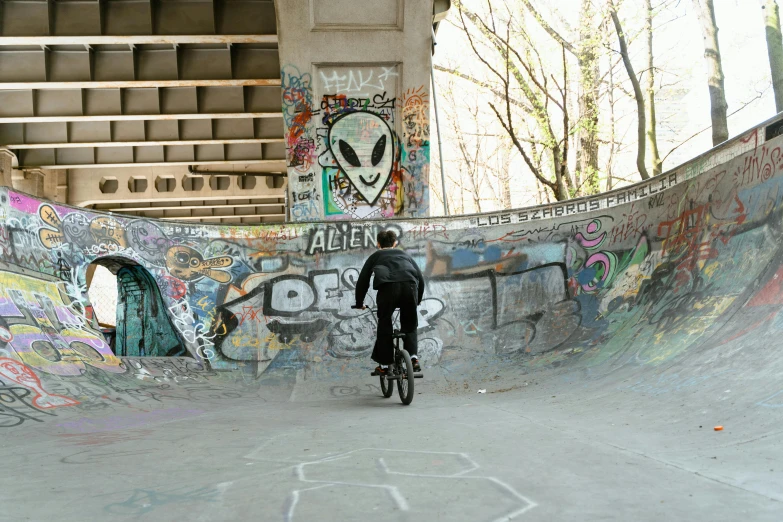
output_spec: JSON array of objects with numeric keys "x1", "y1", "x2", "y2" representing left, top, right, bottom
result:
[
  {"x1": 0, "y1": 115, "x2": 780, "y2": 395},
  {"x1": 2, "y1": 116, "x2": 783, "y2": 520}
]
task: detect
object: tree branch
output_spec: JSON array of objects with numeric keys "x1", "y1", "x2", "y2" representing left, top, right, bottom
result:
[
  {"x1": 490, "y1": 102, "x2": 556, "y2": 191},
  {"x1": 518, "y1": 0, "x2": 577, "y2": 55},
  {"x1": 433, "y1": 65, "x2": 531, "y2": 110},
  {"x1": 610, "y1": 2, "x2": 650, "y2": 180}
]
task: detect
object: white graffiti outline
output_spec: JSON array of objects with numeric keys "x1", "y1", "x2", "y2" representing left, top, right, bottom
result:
[{"x1": 285, "y1": 448, "x2": 537, "y2": 521}]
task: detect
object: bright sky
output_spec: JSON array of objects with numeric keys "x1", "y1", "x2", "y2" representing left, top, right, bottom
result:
[{"x1": 431, "y1": 0, "x2": 776, "y2": 213}]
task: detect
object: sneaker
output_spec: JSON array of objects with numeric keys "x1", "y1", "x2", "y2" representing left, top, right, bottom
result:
[
  {"x1": 412, "y1": 359, "x2": 421, "y2": 372},
  {"x1": 374, "y1": 365, "x2": 390, "y2": 376}
]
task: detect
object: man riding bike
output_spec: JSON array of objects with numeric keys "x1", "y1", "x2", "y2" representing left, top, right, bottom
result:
[{"x1": 355, "y1": 230, "x2": 424, "y2": 375}]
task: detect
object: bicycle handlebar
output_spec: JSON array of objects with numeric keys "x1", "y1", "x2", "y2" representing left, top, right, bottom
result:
[{"x1": 352, "y1": 304, "x2": 381, "y2": 313}]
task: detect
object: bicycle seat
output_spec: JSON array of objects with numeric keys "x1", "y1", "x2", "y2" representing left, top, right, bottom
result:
[{"x1": 392, "y1": 329, "x2": 406, "y2": 340}]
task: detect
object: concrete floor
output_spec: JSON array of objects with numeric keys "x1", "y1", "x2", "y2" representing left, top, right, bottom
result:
[{"x1": 3, "y1": 361, "x2": 781, "y2": 522}]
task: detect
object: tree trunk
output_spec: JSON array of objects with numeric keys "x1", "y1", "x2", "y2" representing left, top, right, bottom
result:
[
  {"x1": 457, "y1": 171, "x2": 465, "y2": 214},
  {"x1": 455, "y1": 129, "x2": 482, "y2": 213},
  {"x1": 645, "y1": 0, "x2": 662, "y2": 176},
  {"x1": 606, "y1": 42, "x2": 616, "y2": 191},
  {"x1": 692, "y1": 0, "x2": 729, "y2": 145},
  {"x1": 576, "y1": 0, "x2": 601, "y2": 195},
  {"x1": 459, "y1": 0, "x2": 571, "y2": 202},
  {"x1": 550, "y1": 144, "x2": 569, "y2": 201},
  {"x1": 499, "y1": 139, "x2": 512, "y2": 209},
  {"x1": 469, "y1": 167, "x2": 482, "y2": 213},
  {"x1": 554, "y1": 163, "x2": 568, "y2": 200},
  {"x1": 765, "y1": 0, "x2": 783, "y2": 112},
  {"x1": 610, "y1": 5, "x2": 650, "y2": 180}
]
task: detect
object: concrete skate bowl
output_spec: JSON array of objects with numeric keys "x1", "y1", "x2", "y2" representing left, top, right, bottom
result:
[{"x1": 2, "y1": 117, "x2": 783, "y2": 520}]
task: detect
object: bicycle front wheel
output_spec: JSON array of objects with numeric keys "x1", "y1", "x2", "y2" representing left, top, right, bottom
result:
[
  {"x1": 380, "y1": 372, "x2": 394, "y2": 398},
  {"x1": 396, "y1": 348, "x2": 414, "y2": 405}
]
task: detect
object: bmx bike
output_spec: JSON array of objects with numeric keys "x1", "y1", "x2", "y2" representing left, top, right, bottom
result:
[{"x1": 351, "y1": 305, "x2": 423, "y2": 405}]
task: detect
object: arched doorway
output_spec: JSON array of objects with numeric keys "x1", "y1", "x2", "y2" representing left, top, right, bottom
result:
[{"x1": 86, "y1": 258, "x2": 186, "y2": 357}]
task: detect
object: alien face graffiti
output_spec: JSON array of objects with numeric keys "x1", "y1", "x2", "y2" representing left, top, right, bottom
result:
[
  {"x1": 328, "y1": 111, "x2": 395, "y2": 206},
  {"x1": 165, "y1": 245, "x2": 233, "y2": 284}
]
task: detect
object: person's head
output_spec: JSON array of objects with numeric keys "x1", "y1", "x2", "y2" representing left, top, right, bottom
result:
[{"x1": 376, "y1": 230, "x2": 398, "y2": 249}]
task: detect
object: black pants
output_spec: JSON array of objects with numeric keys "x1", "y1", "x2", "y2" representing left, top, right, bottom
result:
[{"x1": 371, "y1": 282, "x2": 418, "y2": 365}]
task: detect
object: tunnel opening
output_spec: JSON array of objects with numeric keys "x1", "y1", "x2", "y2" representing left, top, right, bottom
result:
[{"x1": 86, "y1": 258, "x2": 186, "y2": 357}]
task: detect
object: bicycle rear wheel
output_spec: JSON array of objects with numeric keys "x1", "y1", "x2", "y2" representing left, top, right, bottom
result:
[
  {"x1": 396, "y1": 348, "x2": 414, "y2": 405},
  {"x1": 380, "y1": 372, "x2": 394, "y2": 398}
]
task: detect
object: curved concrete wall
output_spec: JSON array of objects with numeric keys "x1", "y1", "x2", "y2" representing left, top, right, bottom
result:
[{"x1": 0, "y1": 114, "x2": 781, "y2": 391}]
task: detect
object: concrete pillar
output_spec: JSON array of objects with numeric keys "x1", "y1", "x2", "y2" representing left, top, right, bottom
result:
[
  {"x1": 15, "y1": 169, "x2": 45, "y2": 197},
  {"x1": 43, "y1": 168, "x2": 59, "y2": 201},
  {"x1": 278, "y1": 2, "x2": 433, "y2": 221},
  {"x1": 0, "y1": 150, "x2": 13, "y2": 188},
  {"x1": 56, "y1": 169, "x2": 68, "y2": 203}
]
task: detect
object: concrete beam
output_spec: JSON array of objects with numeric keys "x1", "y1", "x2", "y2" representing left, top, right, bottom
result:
[
  {"x1": 0, "y1": 35, "x2": 278, "y2": 46},
  {"x1": 0, "y1": 113, "x2": 280, "y2": 124},
  {"x1": 18, "y1": 159, "x2": 286, "y2": 169},
  {"x1": 107, "y1": 201, "x2": 284, "y2": 212},
  {"x1": 5, "y1": 138, "x2": 283, "y2": 149},
  {"x1": 157, "y1": 213, "x2": 286, "y2": 221},
  {"x1": 82, "y1": 192, "x2": 286, "y2": 207},
  {"x1": 0, "y1": 79, "x2": 281, "y2": 90}
]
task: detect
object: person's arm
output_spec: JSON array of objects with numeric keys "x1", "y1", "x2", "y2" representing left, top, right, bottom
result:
[
  {"x1": 355, "y1": 252, "x2": 377, "y2": 306},
  {"x1": 411, "y1": 255, "x2": 425, "y2": 305}
]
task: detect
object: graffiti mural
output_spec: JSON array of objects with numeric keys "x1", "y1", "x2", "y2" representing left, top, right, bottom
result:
[
  {"x1": 317, "y1": 64, "x2": 403, "y2": 220},
  {"x1": 282, "y1": 64, "x2": 316, "y2": 176},
  {"x1": 327, "y1": 111, "x2": 396, "y2": 209},
  {"x1": 4, "y1": 116, "x2": 783, "y2": 427},
  {"x1": 282, "y1": 63, "x2": 430, "y2": 221},
  {"x1": 115, "y1": 265, "x2": 187, "y2": 358},
  {"x1": 0, "y1": 271, "x2": 122, "y2": 376},
  {"x1": 0, "y1": 357, "x2": 79, "y2": 409}
]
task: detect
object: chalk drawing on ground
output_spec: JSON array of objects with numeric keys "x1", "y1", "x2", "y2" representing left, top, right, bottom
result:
[{"x1": 285, "y1": 449, "x2": 537, "y2": 521}]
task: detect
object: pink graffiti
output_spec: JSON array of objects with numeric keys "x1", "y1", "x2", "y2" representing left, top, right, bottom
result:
[
  {"x1": 581, "y1": 252, "x2": 612, "y2": 292},
  {"x1": 160, "y1": 275, "x2": 188, "y2": 300},
  {"x1": 575, "y1": 220, "x2": 606, "y2": 249},
  {"x1": 0, "y1": 357, "x2": 80, "y2": 409}
]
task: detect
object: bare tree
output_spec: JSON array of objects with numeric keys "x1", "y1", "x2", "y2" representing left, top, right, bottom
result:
[
  {"x1": 518, "y1": 0, "x2": 603, "y2": 195},
  {"x1": 454, "y1": 0, "x2": 575, "y2": 201},
  {"x1": 610, "y1": 1, "x2": 650, "y2": 180},
  {"x1": 606, "y1": 39, "x2": 617, "y2": 190},
  {"x1": 436, "y1": 74, "x2": 512, "y2": 213},
  {"x1": 692, "y1": 0, "x2": 729, "y2": 145},
  {"x1": 575, "y1": 0, "x2": 602, "y2": 194},
  {"x1": 764, "y1": 0, "x2": 783, "y2": 112},
  {"x1": 498, "y1": 137, "x2": 513, "y2": 208},
  {"x1": 645, "y1": 0, "x2": 662, "y2": 176},
  {"x1": 436, "y1": 0, "x2": 730, "y2": 203}
]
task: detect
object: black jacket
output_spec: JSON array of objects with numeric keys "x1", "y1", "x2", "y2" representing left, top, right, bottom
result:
[{"x1": 355, "y1": 249, "x2": 425, "y2": 305}]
